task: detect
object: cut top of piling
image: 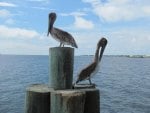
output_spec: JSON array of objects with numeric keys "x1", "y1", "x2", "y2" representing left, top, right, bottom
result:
[
  {"x1": 50, "y1": 47, "x2": 74, "y2": 50},
  {"x1": 26, "y1": 84, "x2": 51, "y2": 93},
  {"x1": 51, "y1": 90, "x2": 86, "y2": 96}
]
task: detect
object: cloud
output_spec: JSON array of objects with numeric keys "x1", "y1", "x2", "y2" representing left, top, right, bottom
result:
[
  {"x1": 0, "y1": 41, "x2": 49, "y2": 55},
  {"x1": 27, "y1": 0, "x2": 47, "y2": 1},
  {"x1": 104, "y1": 28, "x2": 150, "y2": 55},
  {"x1": 142, "y1": 6, "x2": 150, "y2": 16},
  {"x1": 31, "y1": 6, "x2": 48, "y2": 10},
  {"x1": 61, "y1": 12, "x2": 87, "y2": 17},
  {"x1": 0, "y1": 25, "x2": 40, "y2": 39},
  {"x1": 0, "y1": 9, "x2": 11, "y2": 18},
  {"x1": 71, "y1": 27, "x2": 150, "y2": 55},
  {"x1": 27, "y1": 0, "x2": 49, "y2": 3},
  {"x1": 0, "y1": 2, "x2": 17, "y2": 7},
  {"x1": 82, "y1": 0, "x2": 150, "y2": 22},
  {"x1": 0, "y1": 25, "x2": 54, "y2": 55},
  {"x1": 74, "y1": 16, "x2": 94, "y2": 29},
  {"x1": 0, "y1": 26, "x2": 149, "y2": 55},
  {"x1": 61, "y1": 12, "x2": 94, "y2": 30},
  {"x1": 0, "y1": 9, "x2": 15, "y2": 25},
  {"x1": 72, "y1": 32, "x2": 101, "y2": 55}
]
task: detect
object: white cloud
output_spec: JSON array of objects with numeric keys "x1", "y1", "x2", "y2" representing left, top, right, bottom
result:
[
  {"x1": 71, "y1": 27, "x2": 150, "y2": 55},
  {"x1": 72, "y1": 32, "x2": 101, "y2": 55},
  {"x1": 61, "y1": 12, "x2": 87, "y2": 17},
  {"x1": 104, "y1": 29, "x2": 150, "y2": 55},
  {"x1": 142, "y1": 6, "x2": 150, "y2": 16},
  {"x1": 0, "y1": 41, "x2": 49, "y2": 55},
  {"x1": 82, "y1": 0, "x2": 150, "y2": 22},
  {"x1": 0, "y1": 9, "x2": 11, "y2": 18},
  {"x1": 0, "y1": 25, "x2": 40, "y2": 39},
  {"x1": 74, "y1": 16, "x2": 94, "y2": 29},
  {"x1": 0, "y1": 9, "x2": 15, "y2": 25},
  {"x1": 27, "y1": 0, "x2": 49, "y2": 3},
  {"x1": 0, "y1": 25, "x2": 149, "y2": 55},
  {"x1": 60, "y1": 12, "x2": 94, "y2": 30},
  {"x1": 31, "y1": 6, "x2": 48, "y2": 10},
  {"x1": 0, "y1": 2, "x2": 17, "y2": 7},
  {"x1": 0, "y1": 25, "x2": 54, "y2": 55},
  {"x1": 27, "y1": 0, "x2": 47, "y2": 1}
]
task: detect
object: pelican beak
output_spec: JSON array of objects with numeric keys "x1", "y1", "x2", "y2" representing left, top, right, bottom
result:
[
  {"x1": 73, "y1": 43, "x2": 78, "y2": 48},
  {"x1": 100, "y1": 46, "x2": 105, "y2": 57},
  {"x1": 47, "y1": 18, "x2": 50, "y2": 36},
  {"x1": 99, "y1": 40, "x2": 107, "y2": 61}
]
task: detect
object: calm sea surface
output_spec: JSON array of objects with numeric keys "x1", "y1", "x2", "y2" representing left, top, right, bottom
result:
[{"x1": 0, "y1": 55, "x2": 150, "y2": 113}]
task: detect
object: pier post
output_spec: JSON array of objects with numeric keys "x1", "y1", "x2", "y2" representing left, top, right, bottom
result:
[
  {"x1": 25, "y1": 84, "x2": 52, "y2": 113},
  {"x1": 74, "y1": 84, "x2": 100, "y2": 113},
  {"x1": 49, "y1": 47, "x2": 74, "y2": 89},
  {"x1": 25, "y1": 46, "x2": 101, "y2": 113},
  {"x1": 51, "y1": 90, "x2": 85, "y2": 113}
]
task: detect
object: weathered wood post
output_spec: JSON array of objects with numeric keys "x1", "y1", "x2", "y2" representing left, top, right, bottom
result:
[
  {"x1": 51, "y1": 90, "x2": 85, "y2": 113},
  {"x1": 74, "y1": 84, "x2": 100, "y2": 113},
  {"x1": 25, "y1": 84, "x2": 51, "y2": 113},
  {"x1": 83, "y1": 88, "x2": 100, "y2": 113},
  {"x1": 49, "y1": 47, "x2": 74, "y2": 89},
  {"x1": 25, "y1": 46, "x2": 101, "y2": 113}
]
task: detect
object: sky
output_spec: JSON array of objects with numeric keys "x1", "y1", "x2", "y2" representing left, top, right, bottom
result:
[{"x1": 0, "y1": 0, "x2": 150, "y2": 55}]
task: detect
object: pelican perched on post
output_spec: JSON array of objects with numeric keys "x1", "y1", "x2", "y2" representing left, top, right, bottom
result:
[
  {"x1": 47, "y1": 12, "x2": 78, "y2": 48},
  {"x1": 75, "y1": 38, "x2": 107, "y2": 85}
]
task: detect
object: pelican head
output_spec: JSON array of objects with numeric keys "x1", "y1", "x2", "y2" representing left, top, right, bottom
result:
[
  {"x1": 70, "y1": 38, "x2": 78, "y2": 48},
  {"x1": 47, "y1": 12, "x2": 57, "y2": 36},
  {"x1": 98, "y1": 37, "x2": 107, "y2": 61}
]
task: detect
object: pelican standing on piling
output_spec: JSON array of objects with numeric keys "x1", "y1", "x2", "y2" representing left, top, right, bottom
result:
[
  {"x1": 47, "y1": 12, "x2": 78, "y2": 48},
  {"x1": 75, "y1": 38, "x2": 107, "y2": 85}
]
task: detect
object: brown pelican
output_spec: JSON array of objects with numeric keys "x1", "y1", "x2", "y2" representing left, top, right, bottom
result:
[
  {"x1": 47, "y1": 12, "x2": 78, "y2": 48},
  {"x1": 75, "y1": 38, "x2": 107, "y2": 85}
]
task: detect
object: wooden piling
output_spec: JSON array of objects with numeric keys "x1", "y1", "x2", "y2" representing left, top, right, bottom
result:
[
  {"x1": 49, "y1": 47, "x2": 74, "y2": 89},
  {"x1": 25, "y1": 46, "x2": 101, "y2": 113},
  {"x1": 83, "y1": 88, "x2": 100, "y2": 113},
  {"x1": 51, "y1": 90, "x2": 85, "y2": 113},
  {"x1": 25, "y1": 84, "x2": 52, "y2": 113},
  {"x1": 74, "y1": 84, "x2": 100, "y2": 113}
]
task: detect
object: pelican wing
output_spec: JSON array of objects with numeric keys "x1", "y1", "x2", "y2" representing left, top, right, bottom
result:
[
  {"x1": 77, "y1": 62, "x2": 97, "y2": 82},
  {"x1": 52, "y1": 27, "x2": 74, "y2": 43}
]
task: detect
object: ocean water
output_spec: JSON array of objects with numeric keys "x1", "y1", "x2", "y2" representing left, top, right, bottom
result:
[{"x1": 0, "y1": 55, "x2": 150, "y2": 113}]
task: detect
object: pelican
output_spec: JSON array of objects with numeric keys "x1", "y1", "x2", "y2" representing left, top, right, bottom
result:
[
  {"x1": 47, "y1": 12, "x2": 78, "y2": 48},
  {"x1": 75, "y1": 38, "x2": 107, "y2": 85}
]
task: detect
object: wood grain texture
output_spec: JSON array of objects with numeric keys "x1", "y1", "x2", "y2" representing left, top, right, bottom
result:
[
  {"x1": 74, "y1": 86, "x2": 100, "y2": 113},
  {"x1": 49, "y1": 47, "x2": 74, "y2": 89},
  {"x1": 51, "y1": 90, "x2": 85, "y2": 113},
  {"x1": 25, "y1": 84, "x2": 51, "y2": 113}
]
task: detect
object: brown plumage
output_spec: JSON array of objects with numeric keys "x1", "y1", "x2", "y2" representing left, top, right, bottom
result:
[
  {"x1": 47, "y1": 12, "x2": 78, "y2": 48},
  {"x1": 76, "y1": 38, "x2": 108, "y2": 84}
]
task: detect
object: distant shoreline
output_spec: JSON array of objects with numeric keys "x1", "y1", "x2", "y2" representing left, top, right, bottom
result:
[
  {"x1": 125, "y1": 55, "x2": 150, "y2": 58},
  {"x1": 0, "y1": 54, "x2": 150, "y2": 58}
]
